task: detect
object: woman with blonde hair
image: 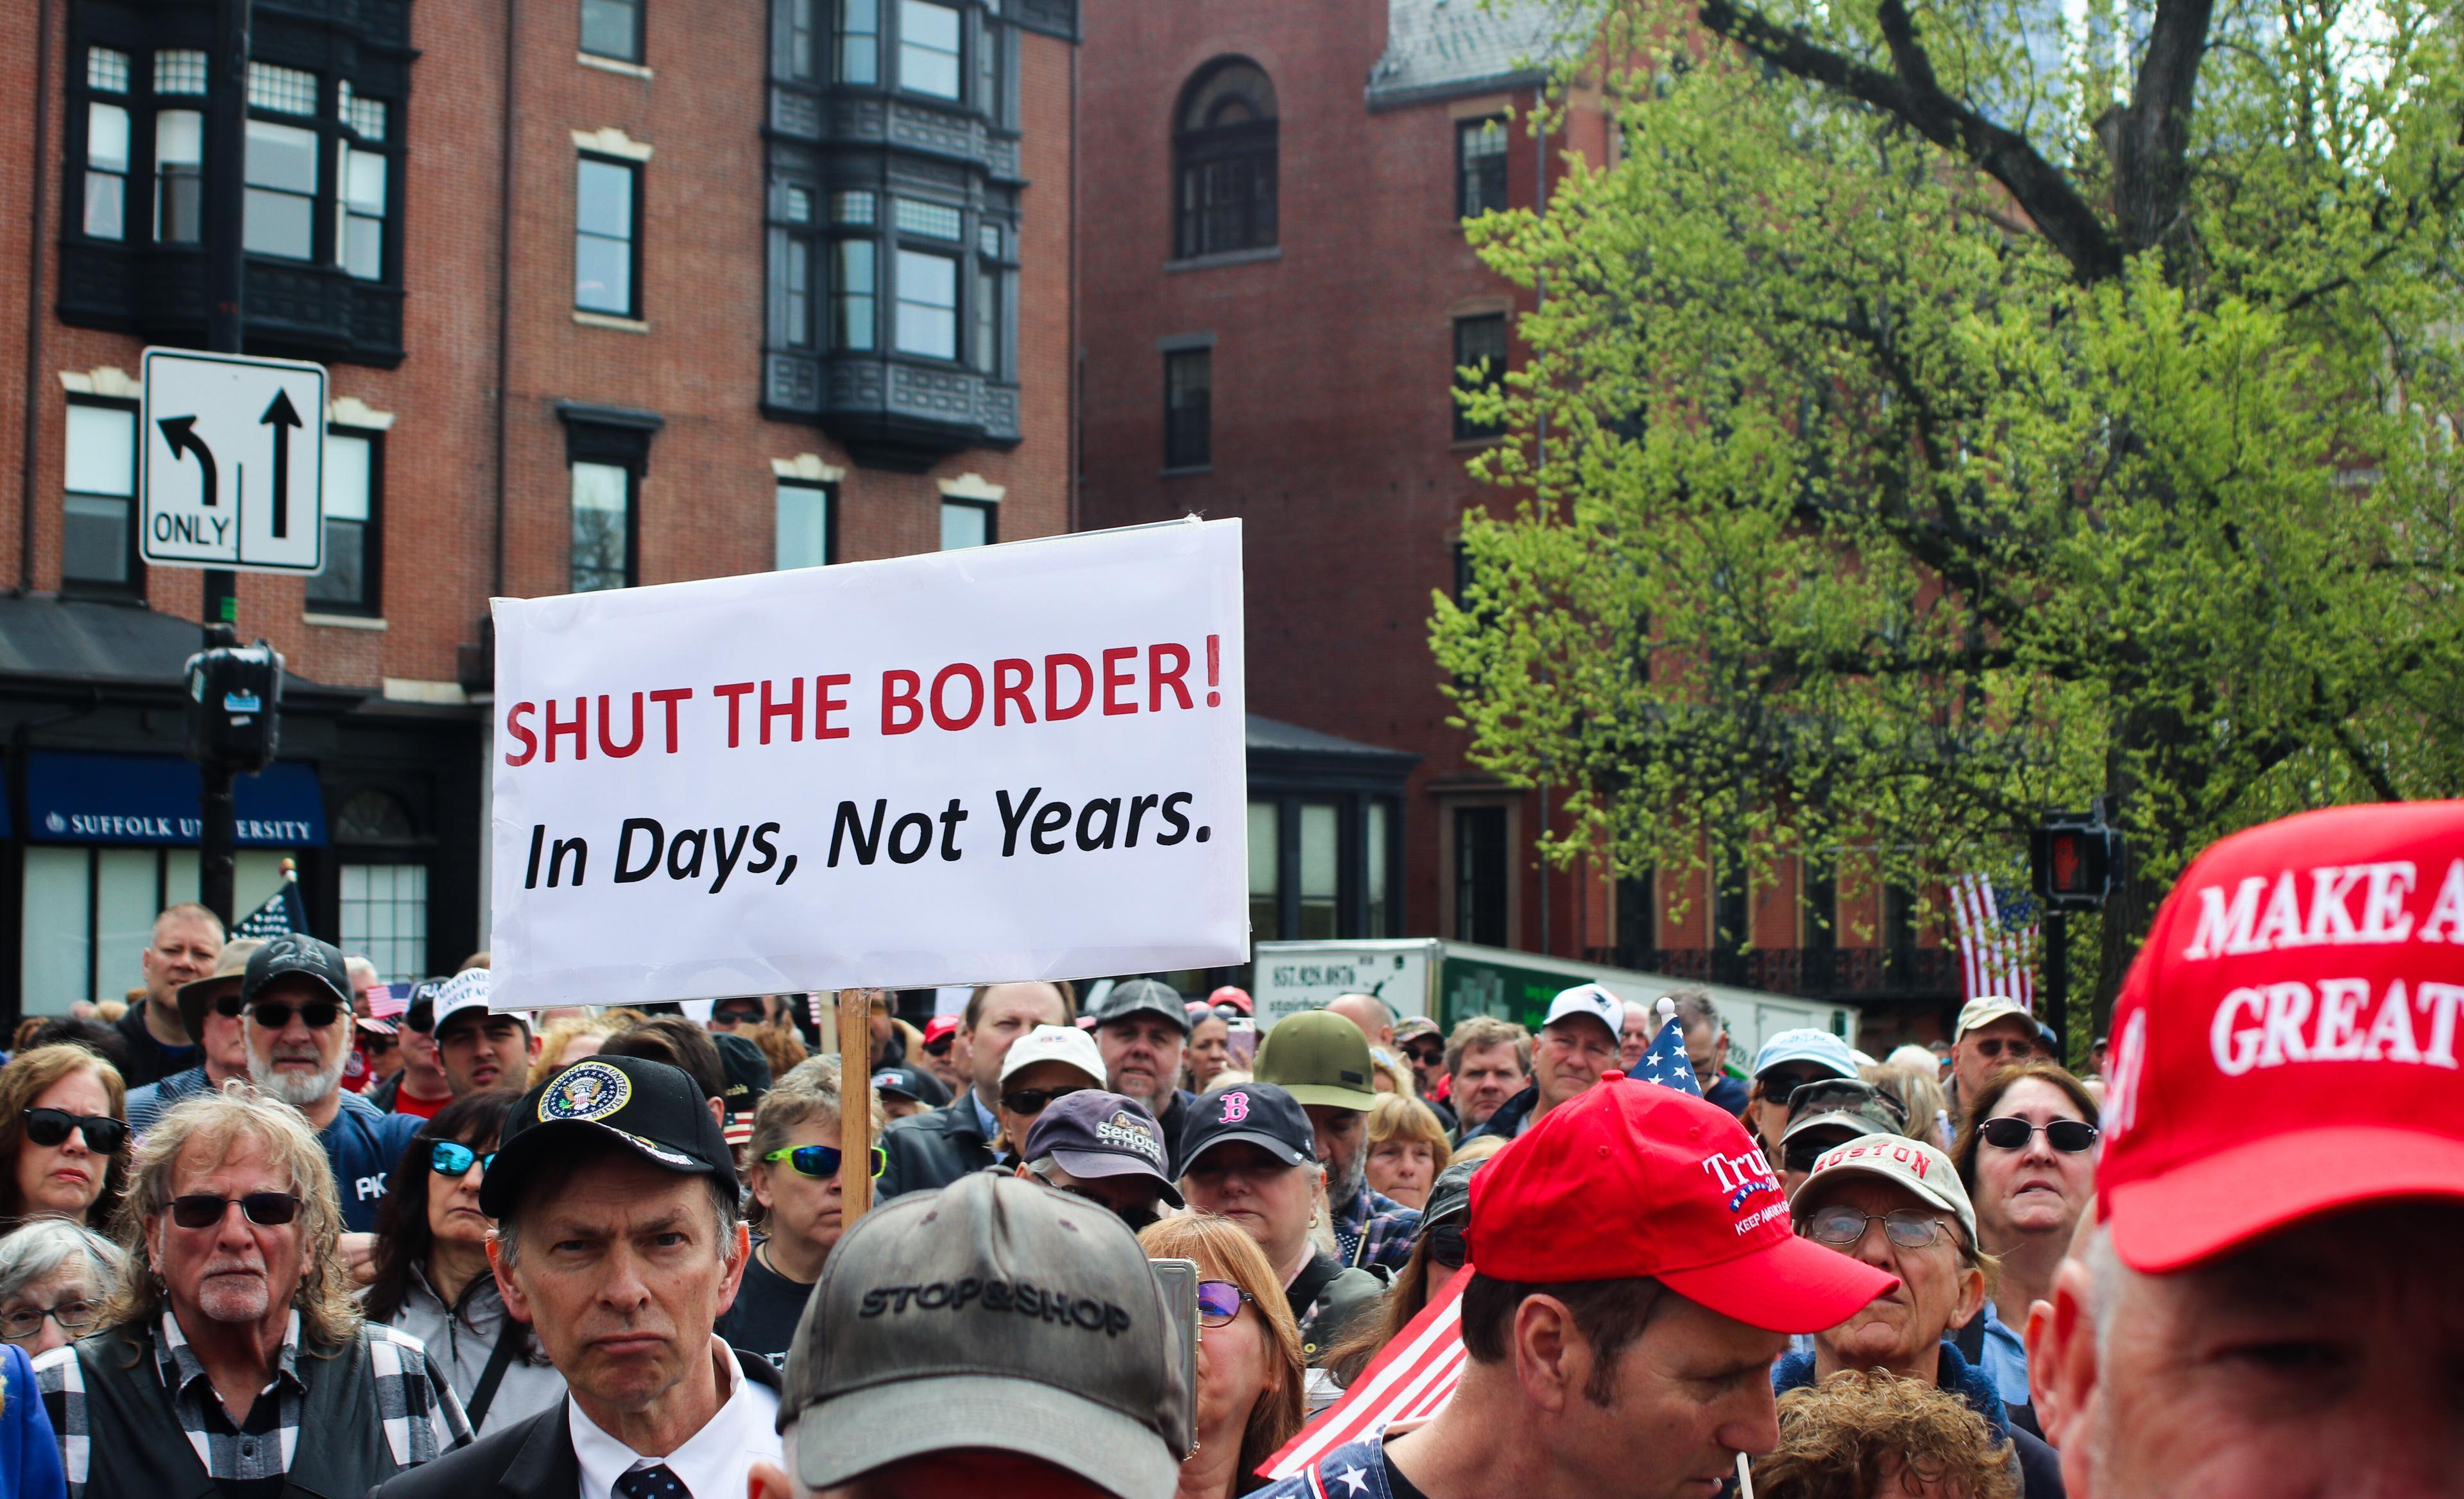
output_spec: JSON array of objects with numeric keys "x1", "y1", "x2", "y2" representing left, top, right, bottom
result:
[
  {"x1": 717, "y1": 1056, "x2": 884, "y2": 1360},
  {"x1": 0, "y1": 1045, "x2": 129, "y2": 1232},
  {"x1": 1362, "y1": 1093, "x2": 1448, "y2": 1210},
  {"x1": 1140, "y1": 1212, "x2": 1306, "y2": 1499}
]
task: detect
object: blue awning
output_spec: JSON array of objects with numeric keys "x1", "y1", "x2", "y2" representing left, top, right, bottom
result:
[{"x1": 26, "y1": 752, "x2": 327, "y2": 847}]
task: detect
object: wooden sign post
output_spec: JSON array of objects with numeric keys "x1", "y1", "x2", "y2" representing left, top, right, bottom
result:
[{"x1": 837, "y1": 989, "x2": 874, "y2": 1222}]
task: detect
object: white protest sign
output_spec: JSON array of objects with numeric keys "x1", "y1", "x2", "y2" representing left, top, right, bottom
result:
[{"x1": 488, "y1": 518, "x2": 1248, "y2": 1009}]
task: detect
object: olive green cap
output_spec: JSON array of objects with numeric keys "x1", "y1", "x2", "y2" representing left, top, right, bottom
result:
[{"x1": 1253, "y1": 1010, "x2": 1380, "y2": 1111}]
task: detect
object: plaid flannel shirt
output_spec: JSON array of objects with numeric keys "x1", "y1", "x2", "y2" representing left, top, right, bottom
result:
[
  {"x1": 33, "y1": 1309, "x2": 470, "y2": 1497},
  {"x1": 1335, "y1": 1184, "x2": 1423, "y2": 1273}
]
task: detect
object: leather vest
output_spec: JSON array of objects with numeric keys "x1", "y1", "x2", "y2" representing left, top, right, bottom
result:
[{"x1": 70, "y1": 1321, "x2": 400, "y2": 1499}]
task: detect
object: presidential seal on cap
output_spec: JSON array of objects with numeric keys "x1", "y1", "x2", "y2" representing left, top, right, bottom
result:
[{"x1": 482, "y1": 1054, "x2": 738, "y2": 1216}]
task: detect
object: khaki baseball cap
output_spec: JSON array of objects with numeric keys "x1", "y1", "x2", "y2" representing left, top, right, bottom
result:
[
  {"x1": 1955, "y1": 995, "x2": 2032, "y2": 1040},
  {"x1": 1253, "y1": 1009, "x2": 1378, "y2": 1110},
  {"x1": 1791, "y1": 1135, "x2": 1978, "y2": 1246},
  {"x1": 780, "y1": 1171, "x2": 1189, "y2": 1499}
]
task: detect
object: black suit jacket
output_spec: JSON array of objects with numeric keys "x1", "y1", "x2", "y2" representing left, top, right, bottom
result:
[
  {"x1": 369, "y1": 1348, "x2": 783, "y2": 1499},
  {"x1": 876, "y1": 1092, "x2": 995, "y2": 1199}
]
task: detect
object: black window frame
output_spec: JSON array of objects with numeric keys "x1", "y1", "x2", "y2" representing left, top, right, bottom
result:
[
  {"x1": 939, "y1": 495, "x2": 997, "y2": 550},
  {"x1": 1172, "y1": 60, "x2": 1278, "y2": 260},
  {"x1": 1164, "y1": 347, "x2": 1211, "y2": 470},
  {"x1": 1453, "y1": 804, "x2": 1510, "y2": 946},
  {"x1": 78, "y1": 46, "x2": 134, "y2": 242},
  {"x1": 559, "y1": 406, "x2": 661, "y2": 592},
  {"x1": 579, "y1": 0, "x2": 647, "y2": 64},
  {"x1": 774, "y1": 476, "x2": 837, "y2": 569},
  {"x1": 574, "y1": 152, "x2": 644, "y2": 319},
  {"x1": 59, "y1": 393, "x2": 142, "y2": 597},
  {"x1": 1249, "y1": 792, "x2": 1406, "y2": 943},
  {"x1": 894, "y1": 0, "x2": 964, "y2": 100},
  {"x1": 305, "y1": 423, "x2": 384, "y2": 617},
  {"x1": 1457, "y1": 114, "x2": 1509, "y2": 218},
  {"x1": 834, "y1": 0, "x2": 882, "y2": 84},
  {"x1": 1453, "y1": 312, "x2": 1508, "y2": 442}
]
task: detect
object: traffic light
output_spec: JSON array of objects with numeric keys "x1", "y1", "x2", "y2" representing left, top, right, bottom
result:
[
  {"x1": 2032, "y1": 802, "x2": 2124, "y2": 911},
  {"x1": 183, "y1": 638, "x2": 284, "y2": 773}
]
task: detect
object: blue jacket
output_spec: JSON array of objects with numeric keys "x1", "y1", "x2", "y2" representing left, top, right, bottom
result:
[
  {"x1": 323, "y1": 1088, "x2": 425, "y2": 1233},
  {"x1": 1250, "y1": 1435, "x2": 1393, "y2": 1499},
  {"x1": 0, "y1": 1342, "x2": 66, "y2": 1499},
  {"x1": 1775, "y1": 1339, "x2": 2065, "y2": 1498}
]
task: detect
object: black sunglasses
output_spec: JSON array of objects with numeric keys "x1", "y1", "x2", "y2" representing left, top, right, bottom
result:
[
  {"x1": 1979, "y1": 1117, "x2": 2099, "y2": 1153},
  {"x1": 168, "y1": 1192, "x2": 302, "y2": 1229},
  {"x1": 22, "y1": 1108, "x2": 127, "y2": 1156},
  {"x1": 1000, "y1": 1084, "x2": 1088, "y2": 1115},
  {"x1": 1427, "y1": 1222, "x2": 1467, "y2": 1269},
  {"x1": 250, "y1": 1000, "x2": 343, "y2": 1030}
]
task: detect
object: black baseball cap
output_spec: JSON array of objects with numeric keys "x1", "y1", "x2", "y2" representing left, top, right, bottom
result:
[
  {"x1": 711, "y1": 1029, "x2": 774, "y2": 1113},
  {"x1": 400, "y1": 978, "x2": 447, "y2": 1031},
  {"x1": 1177, "y1": 1081, "x2": 1314, "y2": 1173},
  {"x1": 870, "y1": 1063, "x2": 952, "y2": 1109},
  {"x1": 241, "y1": 934, "x2": 355, "y2": 1009},
  {"x1": 1093, "y1": 978, "x2": 1192, "y2": 1038},
  {"x1": 1021, "y1": 1090, "x2": 1183, "y2": 1208},
  {"x1": 482, "y1": 1054, "x2": 738, "y2": 1217}
]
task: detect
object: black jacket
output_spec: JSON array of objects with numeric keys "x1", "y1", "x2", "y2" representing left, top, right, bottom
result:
[
  {"x1": 877, "y1": 1093, "x2": 997, "y2": 1200},
  {"x1": 368, "y1": 1348, "x2": 780, "y2": 1499},
  {"x1": 1455, "y1": 1082, "x2": 1541, "y2": 1146}
]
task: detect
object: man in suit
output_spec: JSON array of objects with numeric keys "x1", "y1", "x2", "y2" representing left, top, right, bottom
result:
[
  {"x1": 877, "y1": 981, "x2": 1071, "y2": 1197},
  {"x1": 373, "y1": 1054, "x2": 783, "y2": 1499}
]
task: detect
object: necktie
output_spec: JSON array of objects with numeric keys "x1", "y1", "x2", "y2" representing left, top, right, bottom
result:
[{"x1": 615, "y1": 1463, "x2": 692, "y2": 1499}]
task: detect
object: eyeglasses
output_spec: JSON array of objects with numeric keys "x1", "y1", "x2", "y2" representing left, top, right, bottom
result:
[
  {"x1": 1979, "y1": 1117, "x2": 2098, "y2": 1153},
  {"x1": 1000, "y1": 1085, "x2": 1088, "y2": 1116},
  {"x1": 0, "y1": 1298, "x2": 101, "y2": 1343},
  {"x1": 250, "y1": 1000, "x2": 343, "y2": 1030},
  {"x1": 428, "y1": 1140, "x2": 497, "y2": 1177},
  {"x1": 1403, "y1": 1043, "x2": 1445, "y2": 1067},
  {"x1": 1967, "y1": 1036, "x2": 2037, "y2": 1062},
  {"x1": 1196, "y1": 1280, "x2": 1257, "y2": 1328},
  {"x1": 709, "y1": 1008, "x2": 766, "y2": 1029},
  {"x1": 762, "y1": 1145, "x2": 887, "y2": 1180},
  {"x1": 22, "y1": 1108, "x2": 128, "y2": 1156},
  {"x1": 167, "y1": 1192, "x2": 302, "y2": 1229},
  {"x1": 1803, "y1": 1206, "x2": 1952, "y2": 1251}
]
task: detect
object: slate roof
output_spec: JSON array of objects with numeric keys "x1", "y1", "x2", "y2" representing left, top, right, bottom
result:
[{"x1": 1366, "y1": 0, "x2": 1587, "y2": 108}]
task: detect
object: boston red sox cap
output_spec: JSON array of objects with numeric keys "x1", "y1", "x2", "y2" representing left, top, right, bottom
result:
[{"x1": 1176, "y1": 1081, "x2": 1315, "y2": 1174}]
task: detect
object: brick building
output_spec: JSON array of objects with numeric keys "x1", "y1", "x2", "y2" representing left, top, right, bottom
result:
[
  {"x1": 0, "y1": 0, "x2": 1079, "y2": 1018},
  {"x1": 1075, "y1": 0, "x2": 1959, "y2": 1042}
]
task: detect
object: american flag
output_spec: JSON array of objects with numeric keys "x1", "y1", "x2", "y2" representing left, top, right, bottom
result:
[
  {"x1": 230, "y1": 868, "x2": 307, "y2": 941},
  {"x1": 1261, "y1": 999, "x2": 1699, "y2": 1483},
  {"x1": 1947, "y1": 873, "x2": 2037, "y2": 1009}
]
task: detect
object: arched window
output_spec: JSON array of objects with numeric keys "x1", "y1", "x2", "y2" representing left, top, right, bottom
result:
[
  {"x1": 334, "y1": 787, "x2": 416, "y2": 843},
  {"x1": 1174, "y1": 59, "x2": 1276, "y2": 259}
]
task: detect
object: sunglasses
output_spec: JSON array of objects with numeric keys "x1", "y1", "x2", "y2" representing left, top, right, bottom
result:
[
  {"x1": 1426, "y1": 1223, "x2": 1466, "y2": 1270},
  {"x1": 1196, "y1": 1280, "x2": 1256, "y2": 1328},
  {"x1": 1979, "y1": 1117, "x2": 2098, "y2": 1153},
  {"x1": 22, "y1": 1108, "x2": 128, "y2": 1156},
  {"x1": 1967, "y1": 1036, "x2": 2037, "y2": 1061},
  {"x1": 428, "y1": 1140, "x2": 498, "y2": 1177},
  {"x1": 250, "y1": 1000, "x2": 343, "y2": 1030},
  {"x1": 1759, "y1": 1070, "x2": 1829, "y2": 1101},
  {"x1": 1803, "y1": 1206, "x2": 1951, "y2": 1251},
  {"x1": 762, "y1": 1144, "x2": 887, "y2": 1180},
  {"x1": 0, "y1": 1298, "x2": 100, "y2": 1343},
  {"x1": 709, "y1": 1008, "x2": 766, "y2": 1028},
  {"x1": 1000, "y1": 1085, "x2": 1087, "y2": 1116},
  {"x1": 168, "y1": 1192, "x2": 302, "y2": 1229}
]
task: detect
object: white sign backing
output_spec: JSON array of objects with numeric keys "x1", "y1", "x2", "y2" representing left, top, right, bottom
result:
[
  {"x1": 141, "y1": 347, "x2": 327, "y2": 572},
  {"x1": 488, "y1": 518, "x2": 1249, "y2": 1009}
]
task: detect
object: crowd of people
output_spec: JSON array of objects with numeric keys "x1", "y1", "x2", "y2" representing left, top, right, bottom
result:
[{"x1": 0, "y1": 800, "x2": 2451, "y2": 1498}]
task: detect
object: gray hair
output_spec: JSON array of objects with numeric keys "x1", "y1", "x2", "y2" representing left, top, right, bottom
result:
[
  {"x1": 0, "y1": 1219, "x2": 126, "y2": 1304},
  {"x1": 1664, "y1": 989, "x2": 1722, "y2": 1032}
]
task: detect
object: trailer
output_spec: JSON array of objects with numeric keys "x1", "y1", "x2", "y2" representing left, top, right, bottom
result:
[{"x1": 1249, "y1": 938, "x2": 1856, "y2": 1065}]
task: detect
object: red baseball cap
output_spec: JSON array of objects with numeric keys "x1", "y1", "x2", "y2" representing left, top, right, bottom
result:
[
  {"x1": 1208, "y1": 985, "x2": 1254, "y2": 1016},
  {"x1": 2100, "y1": 801, "x2": 2464, "y2": 1272},
  {"x1": 921, "y1": 1015, "x2": 959, "y2": 1049},
  {"x1": 1469, "y1": 1073, "x2": 1897, "y2": 1333}
]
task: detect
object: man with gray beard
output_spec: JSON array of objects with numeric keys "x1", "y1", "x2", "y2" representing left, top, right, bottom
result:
[
  {"x1": 1254, "y1": 1010, "x2": 1421, "y2": 1272},
  {"x1": 241, "y1": 936, "x2": 423, "y2": 1233}
]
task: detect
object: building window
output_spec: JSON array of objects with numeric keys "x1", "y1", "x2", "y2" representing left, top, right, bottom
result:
[
  {"x1": 836, "y1": 0, "x2": 880, "y2": 83},
  {"x1": 339, "y1": 862, "x2": 427, "y2": 983},
  {"x1": 1174, "y1": 60, "x2": 1278, "y2": 259},
  {"x1": 1453, "y1": 313, "x2": 1507, "y2": 441},
  {"x1": 1248, "y1": 801, "x2": 1278, "y2": 938},
  {"x1": 1297, "y1": 801, "x2": 1339, "y2": 939},
  {"x1": 62, "y1": 399, "x2": 138, "y2": 590},
  {"x1": 898, "y1": 0, "x2": 961, "y2": 98},
  {"x1": 336, "y1": 83, "x2": 389, "y2": 280},
  {"x1": 576, "y1": 155, "x2": 640, "y2": 316},
  {"x1": 154, "y1": 108, "x2": 205, "y2": 243},
  {"x1": 939, "y1": 497, "x2": 994, "y2": 549},
  {"x1": 1458, "y1": 115, "x2": 1508, "y2": 218},
  {"x1": 83, "y1": 49, "x2": 131, "y2": 240},
  {"x1": 20, "y1": 846, "x2": 296, "y2": 1016},
  {"x1": 894, "y1": 248, "x2": 957, "y2": 358},
  {"x1": 1164, "y1": 348, "x2": 1211, "y2": 470},
  {"x1": 1249, "y1": 795, "x2": 1405, "y2": 941},
  {"x1": 581, "y1": 0, "x2": 644, "y2": 62},
  {"x1": 570, "y1": 461, "x2": 635, "y2": 591},
  {"x1": 776, "y1": 479, "x2": 834, "y2": 569},
  {"x1": 1365, "y1": 801, "x2": 1391, "y2": 938},
  {"x1": 306, "y1": 427, "x2": 381, "y2": 615},
  {"x1": 1614, "y1": 872, "x2": 1656, "y2": 970},
  {"x1": 834, "y1": 239, "x2": 877, "y2": 350},
  {"x1": 1454, "y1": 805, "x2": 1509, "y2": 945},
  {"x1": 773, "y1": 228, "x2": 814, "y2": 348}
]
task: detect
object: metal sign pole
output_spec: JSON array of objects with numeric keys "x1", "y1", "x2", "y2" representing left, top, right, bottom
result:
[
  {"x1": 202, "y1": 0, "x2": 250, "y2": 638},
  {"x1": 837, "y1": 991, "x2": 874, "y2": 1222}
]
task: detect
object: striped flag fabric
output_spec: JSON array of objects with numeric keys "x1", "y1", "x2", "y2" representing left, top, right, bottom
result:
[
  {"x1": 1263, "y1": 1270, "x2": 1469, "y2": 1481},
  {"x1": 1948, "y1": 873, "x2": 2037, "y2": 1009},
  {"x1": 1627, "y1": 1013, "x2": 1703, "y2": 1097}
]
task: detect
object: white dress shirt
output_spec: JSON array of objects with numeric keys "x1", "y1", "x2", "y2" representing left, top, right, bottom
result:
[{"x1": 569, "y1": 1336, "x2": 783, "y2": 1499}]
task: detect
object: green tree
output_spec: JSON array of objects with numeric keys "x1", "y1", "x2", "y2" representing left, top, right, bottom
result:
[{"x1": 1433, "y1": 0, "x2": 2464, "y2": 1015}]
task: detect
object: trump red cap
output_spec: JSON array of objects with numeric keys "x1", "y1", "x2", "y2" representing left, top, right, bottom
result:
[
  {"x1": 1469, "y1": 1074, "x2": 1895, "y2": 1333},
  {"x1": 2099, "y1": 801, "x2": 2464, "y2": 1271}
]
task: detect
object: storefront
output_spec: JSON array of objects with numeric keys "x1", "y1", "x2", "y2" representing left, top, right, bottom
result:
[{"x1": 0, "y1": 595, "x2": 483, "y2": 1023}]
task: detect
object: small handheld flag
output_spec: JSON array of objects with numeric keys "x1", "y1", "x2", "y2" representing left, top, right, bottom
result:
[{"x1": 231, "y1": 860, "x2": 308, "y2": 940}]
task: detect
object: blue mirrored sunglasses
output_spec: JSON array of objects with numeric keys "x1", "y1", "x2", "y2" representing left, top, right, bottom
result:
[
  {"x1": 762, "y1": 1144, "x2": 887, "y2": 1180},
  {"x1": 428, "y1": 1140, "x2": 497, "y2": 1177}
]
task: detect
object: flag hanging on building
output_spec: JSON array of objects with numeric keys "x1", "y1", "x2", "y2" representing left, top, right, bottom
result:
[
  {"x1": 1948, "y1": 873, "x2": 2037, "y2": 1009},
  {"x1": 231, "y1": 865, "x2": 308, "y2": 942}
]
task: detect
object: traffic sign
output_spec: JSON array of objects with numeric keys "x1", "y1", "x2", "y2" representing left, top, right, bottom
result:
[{"x1": 141, "y1": 347, "x2": 327, "y2": 574}]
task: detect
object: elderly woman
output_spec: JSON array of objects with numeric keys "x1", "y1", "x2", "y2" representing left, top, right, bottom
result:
[
  {"x1": 1140, "y1": 1213, "x2": 1305, "y2": 1499},
  {"x1": 716, "y1": 1056, "x2": 885, "y2": 1361},
  {"x1": 0, "y1": 1046, "x2": 129, "y2": 1232},
  {"x1": 1361, "y1": 1094, "x2": 1447, "y2": 1210},
  {"x1": 363, "y1": 1091, "x2": 565, "y2": 1434},
  {"x1": 1951, "y1": 1059, "x2": 2101, "y2": 1420},
  {"x1": 0, "y1": 1219, "x2": 123, "y2": 1358}
]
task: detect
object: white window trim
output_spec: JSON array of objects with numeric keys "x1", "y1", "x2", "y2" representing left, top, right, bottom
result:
[
  {"x1": 936, "y1": 472, "x2": 1004, "y2": 502},
  {"x1": 772, "y1": 454, "x2": 846, "y2": 483},
  {"x1": 570, "y1": 126, "x2": 653, "y2": 161}
]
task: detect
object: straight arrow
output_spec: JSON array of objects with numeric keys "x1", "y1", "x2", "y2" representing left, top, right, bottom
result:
[
  {"x1": 157, "y1": 416, "x2": 218, "y2": 511},
  {"x1": 260, "y1": 388, "x2": 302, "y2": 541}
]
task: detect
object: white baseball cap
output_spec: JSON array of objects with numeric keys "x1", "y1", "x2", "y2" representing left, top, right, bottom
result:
[
  {"x1": 1542, "y1": 983, "x2": 1625, "y2": 1045},
  {"x1": 999, "y1": 1023, "x2": 1106, "y2": 1089},
  {"x1": 430, "y1": 967, "x2": 517, "y2": 1037}
]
